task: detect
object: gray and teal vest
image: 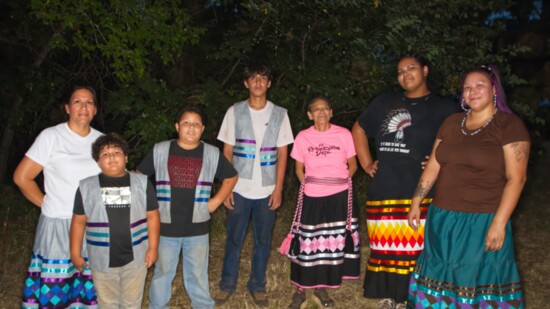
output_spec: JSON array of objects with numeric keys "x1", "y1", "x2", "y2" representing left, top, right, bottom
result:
[
  {"x1": 153, "y1": 140, "x2": 219, "y2": 224},
  {"x1": 232, "y1": 100, "x2": 286, "y2": 186},
  {"x1": 79, "y1": 172, "x2": 149, "y2": 272}
]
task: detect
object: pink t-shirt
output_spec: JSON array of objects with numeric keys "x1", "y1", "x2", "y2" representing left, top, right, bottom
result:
[{"x1": 291, "y1": 124, "x2": 356, "y2": 197}]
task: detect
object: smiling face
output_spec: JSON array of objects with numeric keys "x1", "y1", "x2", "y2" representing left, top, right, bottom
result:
[
  {"x1": 397, "y1": 57, "x2": 429, "y2": 96},
  {"x1": 462, "y1": 72, "x2": 495, "y2": 112},
  {"x1": 307, "y1": 98, "x2": 333, "y2": 125},
  {"x1": 244, "y1": 74, "x2": 271, "y2": 98},
  {"x1": 64, "y1": 88, "x2": 97, "y2": 127},
  {"x1": 175, "y1": 112, "x2": 205, "y2": 149},
  {"x1": 97, "y1": 145, "x2": 127, "y2": 177}
]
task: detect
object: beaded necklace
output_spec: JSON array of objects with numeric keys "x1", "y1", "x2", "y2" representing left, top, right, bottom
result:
[{"x1": 460, "y1": 108, "x2": 498, "y2": 136}]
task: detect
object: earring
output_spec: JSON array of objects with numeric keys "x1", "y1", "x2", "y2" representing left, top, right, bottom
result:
[
  {"x1": 461, "y1": 98, "x2": 469, "y2": 112},
  {"x1": 493, "y1": 94, "x2": 497, "y2": 109}
]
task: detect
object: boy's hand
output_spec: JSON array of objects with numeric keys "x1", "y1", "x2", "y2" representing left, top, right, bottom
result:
[
  {"x1": 145, "y1": 248, "x2": 158, "y2": 268},
  {"x1": 268, "y1": 189, "x2": 282, "y2": 210},
  {"x1": 223, "y1": 193, "x2": 235, "y2": 210},
  {"x1": 72, "y1": 256, "x2": 88, "y2": 272}
]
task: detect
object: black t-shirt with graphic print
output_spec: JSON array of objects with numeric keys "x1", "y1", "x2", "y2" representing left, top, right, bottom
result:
[
  {"x1": 357, "y1": 92, "x2": 459, "y2": 199},
  {"x1": 73, "y1": 173, "x2": 158, "y2": 267},
  {"x1": 137, "y1": 141, "x2": 237, "y2": 237}
]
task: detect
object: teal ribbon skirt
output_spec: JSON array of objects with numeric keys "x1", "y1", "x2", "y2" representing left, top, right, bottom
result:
[{"x1": 408, "y1": 204, "x2": 523, "y2": 309}]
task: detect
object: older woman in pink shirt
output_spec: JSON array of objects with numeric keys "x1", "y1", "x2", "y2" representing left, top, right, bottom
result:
[{"x1": 284, "y1": 95, "x2": 359, "y2": 309}]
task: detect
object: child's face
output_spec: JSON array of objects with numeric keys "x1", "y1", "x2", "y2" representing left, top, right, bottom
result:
[
  {"x1": 175, "y1": 112, "x2": 205, "y2": 149},
  {"x1": 97, "y1": 145, "x2": 127, "y2": 177}
]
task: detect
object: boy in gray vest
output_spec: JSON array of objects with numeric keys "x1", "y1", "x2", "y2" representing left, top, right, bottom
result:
[
  {"x1": 70, "y1": 133, "x2": 160, "y2": 309},
  {"x1": 215, "y1": 64, "x2": 294, "y2": 307},
  {"x1": 137, "y1": 105, "x2": 238, "y2": 309}
]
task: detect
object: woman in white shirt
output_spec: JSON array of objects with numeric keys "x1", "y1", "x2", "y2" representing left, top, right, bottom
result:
[{"x1": 14, "y1": 86, "x2": 103, "y2": 308}]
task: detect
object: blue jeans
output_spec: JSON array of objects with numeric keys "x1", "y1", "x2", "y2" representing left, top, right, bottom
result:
[
  {"x1": 149, "y1": 234, "x2": 214, "y2": 309},
  {"x1": 219, "y1": 193, "x2": 276, "y2": 293}
]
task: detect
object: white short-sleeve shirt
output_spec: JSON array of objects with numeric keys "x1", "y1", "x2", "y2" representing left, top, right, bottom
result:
[
  {"x1": 218, "y1": 101, "x2": 294, "y2": 199},
  {"x1": 25, "y1": 122, "x2": 103, "y2": 218}
]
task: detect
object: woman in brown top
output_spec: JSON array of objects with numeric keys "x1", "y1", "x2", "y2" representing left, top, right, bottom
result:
[{"x1": 407, "y1": 65, "x2": 529, "y2": 308}]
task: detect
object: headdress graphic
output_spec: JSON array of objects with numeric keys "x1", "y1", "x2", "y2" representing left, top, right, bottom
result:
[{"x1": 381, "y1": 109, "x2": 411, "y2": 143}]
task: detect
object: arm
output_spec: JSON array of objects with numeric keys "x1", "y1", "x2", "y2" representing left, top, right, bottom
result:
[
  {"x1": 222, "y1": 143, "x2": 234, "y2": 165},
  {"x1": 485, "y1": 141, "x2": 529, "y2": 252},
  {"x1": 269, "y1": 145, "x2": 288, "y2": 210},
  {"x1": 348, "y1": 156, "x2": 358, "y2": 178},
  {"x1": 145, "y1": 209, "x2": 160, "y2": 267},
  {"x1": 13, "y1": 157, "x2": 45, "y2": 207},
  {"x1": 295, "y1": 161, "x2": 305, "y2": 183},
  {"x1": 70, "y1": 214, "x2": 88, "y2": 272},
  {"x1": 222, "y1": 143, "x2": 235, "y2": 209},
  {"x1": 352, "y1": 121, "x2": 378, "y2": 177},
  {"x1": 407, "y1": 139, "x2": 442, "y2": 231},
  {"x1": 208, "y1": 175, "x2": 238, "y2": 213}
]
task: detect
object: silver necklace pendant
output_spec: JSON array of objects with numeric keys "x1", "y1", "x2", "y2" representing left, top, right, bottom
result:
[{"x1": 460, "y1": 109, "x2": 498, "y2": 136}]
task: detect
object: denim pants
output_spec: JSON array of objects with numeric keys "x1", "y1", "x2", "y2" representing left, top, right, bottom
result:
[
  {"x1": 92, "y1": 261, "x2": 147, "y2": 309},
  {"x1": 149, "y1": 234, "x2": 214, "y2": 309},
  {"x1": 219, "y1": 193, "x2": 276, "y2": 293}
]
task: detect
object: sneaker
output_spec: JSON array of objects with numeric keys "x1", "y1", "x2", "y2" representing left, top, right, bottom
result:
[
  {"x1": 287, "y1": 291, "x2": 307, "y2": 309},
  {"x1": 395, "y1": 301, "x2": 407, "y2": 309},
  {"x1": 377, "y1": 298, "x2": 396, "y2": 309},
  {"x1": 250, "y1": 290, "x2": 269, "y2": 307},
  {"x1": 213, "y1": 290, "x2": 233, "y2": 306},
  {"x1": 312, "y1": 288, "x2": 334, "y2": 308}
]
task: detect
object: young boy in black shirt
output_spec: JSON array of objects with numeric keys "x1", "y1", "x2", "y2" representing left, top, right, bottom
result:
[{"x1": 70, "y1": 133, "x2": 160, "y2": 308}]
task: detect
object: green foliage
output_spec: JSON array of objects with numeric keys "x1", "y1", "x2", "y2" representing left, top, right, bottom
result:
[
  {"x1": 1, "y1": 0, "x2": 543, "y2": 182},
  {"x1": 29, "y1": 0, "x2": 204, "y2": 82}
]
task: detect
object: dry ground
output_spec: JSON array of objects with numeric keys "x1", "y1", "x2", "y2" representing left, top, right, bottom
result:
[{"x1": 0, "y1": 142, "x2": 548, "y2": 308}]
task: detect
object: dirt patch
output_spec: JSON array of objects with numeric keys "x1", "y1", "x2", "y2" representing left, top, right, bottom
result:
[{"x1": 0, "y1": 142, "x2": 548, "y2": 308}]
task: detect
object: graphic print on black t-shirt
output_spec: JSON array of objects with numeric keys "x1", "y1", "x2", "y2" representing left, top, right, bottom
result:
[
  {"x1": 379, "y1": 108, "x2": 411, "y2": 154},
  {"x1": 168, "y1": 156, "x2": 202, "y2": 188},
  {"x1": 307, "y1": 144, "x2": 341, "y2": 157},
  {"x1": 101, "y1": 183, "x2": 134, "y2": 267},
  {"x1": 102, "y1": 186, "x2": 131, "y2": 206}
]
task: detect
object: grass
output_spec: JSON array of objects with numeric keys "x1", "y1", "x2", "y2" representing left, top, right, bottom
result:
[{"x1": 0, "y1": 144, "x2": 548, "y2": 308}]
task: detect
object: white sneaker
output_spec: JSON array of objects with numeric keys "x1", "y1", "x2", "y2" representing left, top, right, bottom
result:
[{"x1": 377, "y1": 298, "x2": 396, "y2": 309}]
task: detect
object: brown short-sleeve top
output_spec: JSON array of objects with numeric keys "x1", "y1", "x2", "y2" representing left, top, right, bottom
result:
[{"x1": 432, "y1": 111, "x2": 530, "y2": 213}]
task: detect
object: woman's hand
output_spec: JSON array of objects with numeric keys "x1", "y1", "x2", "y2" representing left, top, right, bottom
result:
[
  {"x1": 365, "y1": 160, "x2": 379, "y2": 178},
  {"x1": 407, "y1": 205, "x2": 421, "y2": 231},
  {"x1": 485, "y1": 221, "x2": 506, "y2": 251},
  {"x1": 421, "y1": 155, "x2": 430, "y2": 170},
  {"x1": 72, "y1": 256, "x2": 88, "y2": 272}
]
